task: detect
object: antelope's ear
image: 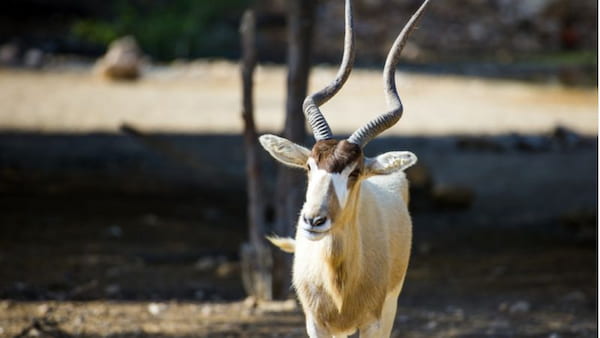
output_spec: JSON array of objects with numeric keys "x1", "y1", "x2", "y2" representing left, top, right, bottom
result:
[
  {"x1": 259, "y1": 134, "x2": 310, "y2": 169},
  {"x1": 365, "y1": 151, "x2": 417, "y2": 175}
]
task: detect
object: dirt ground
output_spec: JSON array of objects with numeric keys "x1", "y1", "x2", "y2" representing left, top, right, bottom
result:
[{"x1": 0, "y1": 63, "x2": 596, "y2": 337}]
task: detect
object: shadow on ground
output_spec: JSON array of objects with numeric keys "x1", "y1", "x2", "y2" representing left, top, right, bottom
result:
[{"x1": 0, "y1": 131, "x2": 596, "y2": 336}]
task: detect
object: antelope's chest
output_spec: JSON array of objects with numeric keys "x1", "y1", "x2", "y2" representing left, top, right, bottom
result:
[{"x1": 292, "y1": 241, "x2": 382, "y2": 332}]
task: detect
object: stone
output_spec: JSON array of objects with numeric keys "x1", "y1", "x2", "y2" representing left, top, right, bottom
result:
[
  {"x1": 104, "y1": 284, "x2": 121, "y2": 296},
  {"x1": 0, "y1": 43, "x2": 19, "y2": 66},
  {"x1": 94, "y1": 36, "x2": 143, "y2": 80},
  {"x1": 424, "y1": 320, "x2": 438, "y2": 330},
  {"x1": 552, "y1": 126, "x2": 582, "y2": 149},
  {"x1": 37, "y1": 304, "x2": 49, "y2": 315},
  {"x1": 27, "y1": 328, "x2": 40, "y2": 336},
  {"x1": 148, "y1": 302, "x2": 167, "y2": 316},
  {"x1": 508, "y1": 300, "x2": 530, "y2": 314},
  {"x1": 24, "y1": 48, "x2": 44, "y2": 68}
]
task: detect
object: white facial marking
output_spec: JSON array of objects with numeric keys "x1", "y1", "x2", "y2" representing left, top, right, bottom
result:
[
  {"x1": 331, "y1": 163, "x2": 356, "y2": 207},
  {"x1": 306, "y1": 158, "x2": 330, "y2": 201},
  {"x1": 306, "y1": 158, "x2": 356, "y2": 209},
  {"x1": 330, "y1": 173, "x2": 348, "y2": 207}
]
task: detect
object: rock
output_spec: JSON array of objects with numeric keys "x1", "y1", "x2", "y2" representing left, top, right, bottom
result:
[
  {"x1": 552, "y1": 126, "x2": 582, "y2": 149},
  {"x1": 27, "y1": 328, "x2": 40, "y2": 336},
  {"x1": 432, "y1": 184, "x2": 474, "y2": 210},
  {"x1": 94, "y1": 36, "x2": 143, "y2": 80},
  {"x1": 37, "y1": 304, "x2": 49, "y2": 315},
  {"x1": 424, "y1": 320, "x2": 438, "y2": 330},
  {"x1": 243, "y1": 296, "x2": 258, "y2": 309},
  {"x1": 0, "y1": 42, "x2": 19, "y2": 66},
  {"x1": 148, "y1": 302, "x2": 167, "y2": 316},
  {"x1": 24, "y1": 48, "x2": 44, "y2": 68},
  {"x1": 508, "y1": 300, "x2": 531, "y2": 314},
  {"x1": 0, "y1": 300, "x2": 12, "y2": 311},
  {"x1": 104, "y1": 284, "x2": 121, "y2": 296},
  {"x1": 200, "y1": 305, "x2": 213, "y2": 316}
]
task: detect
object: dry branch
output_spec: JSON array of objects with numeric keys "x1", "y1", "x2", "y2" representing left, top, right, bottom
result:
[{"x1": 240, "y1": 9, "x2": 272, "y2": 301}]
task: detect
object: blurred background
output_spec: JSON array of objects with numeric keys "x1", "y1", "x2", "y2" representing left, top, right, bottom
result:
[{"x1": 0, "y1": 0, "x2": 597, "y2": 337}]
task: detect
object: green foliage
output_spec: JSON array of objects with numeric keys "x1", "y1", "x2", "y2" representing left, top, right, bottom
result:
[
  {"x1": 71, "y1": 0, "x2": 253, "y2": 60},
  {"x1": 519, "y1": 51, "x2": 597, "y2": 66}
]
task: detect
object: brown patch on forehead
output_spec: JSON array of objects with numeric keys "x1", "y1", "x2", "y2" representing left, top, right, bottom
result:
[{"x1": 311, "y1": 139, "x2": 362, "y2": 173}]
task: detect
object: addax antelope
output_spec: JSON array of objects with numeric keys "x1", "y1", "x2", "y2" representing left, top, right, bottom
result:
[{"x1": 259, "y1": 0, "x2": 431, "y2": 336}]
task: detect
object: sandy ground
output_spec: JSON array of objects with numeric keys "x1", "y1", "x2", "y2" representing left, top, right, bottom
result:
[
  {"x1": 0, "y1": 61, "x2": 596, "y2": 135},
  {"x1": 0, "y1": 63, "x2": 596, "y2": 337}
]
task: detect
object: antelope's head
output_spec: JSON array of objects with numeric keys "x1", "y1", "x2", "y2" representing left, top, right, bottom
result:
[{"x1": 260, "y1": 0, "x2": 429, "y2": 241}]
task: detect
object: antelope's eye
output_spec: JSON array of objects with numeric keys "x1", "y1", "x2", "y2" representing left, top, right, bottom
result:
[{"x1": 306, "y1": 164, "x2": 311, "y2": 172}]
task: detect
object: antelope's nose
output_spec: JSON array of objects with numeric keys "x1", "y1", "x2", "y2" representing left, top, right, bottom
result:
[{"x1": 302, "y1": 215, "x2": 328, "y2": 227}]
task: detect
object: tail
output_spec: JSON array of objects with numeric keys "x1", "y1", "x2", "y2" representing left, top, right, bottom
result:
[{"x1": 266, "y1": 236, "x2": 296, "y2": 253}]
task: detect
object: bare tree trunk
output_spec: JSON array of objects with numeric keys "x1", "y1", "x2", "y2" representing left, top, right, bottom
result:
[
  {"x1": 272, "y1": 0, "x2": 316, "y2": 299},
  {"x1": 239, "y1": 10, "x2": 272, "y2": 301}
]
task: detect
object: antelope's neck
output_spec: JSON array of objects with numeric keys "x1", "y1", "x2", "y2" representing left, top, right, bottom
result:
[{"x1": 326, "y1": 188, "x2": 364, "y2": 298}]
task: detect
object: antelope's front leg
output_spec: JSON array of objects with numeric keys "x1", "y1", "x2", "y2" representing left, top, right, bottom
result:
[
  {"x1": 360, "y1": 286, "x2": 402, "y2": 338},
  {"x1": 306, "y1": 314, "x2": 330, "y2": 338}
]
